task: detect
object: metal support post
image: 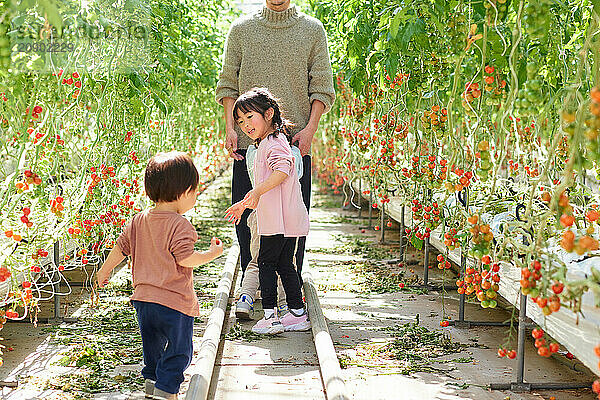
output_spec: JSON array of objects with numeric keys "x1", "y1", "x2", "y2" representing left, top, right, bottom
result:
[
  {"x1": 489, "y1": 293, "x2": 591, "y2": 391},
  {"x1": 367, "y1": 191, "x2": 373, "y2": 229},
  {"x1": 53, "y1": 241, "x2": 61, "y2": 321},
  {"x1": 357, "y1": 179, "x2": 362, "y2": 218},
  {"x1": 458, "y1": 249, "x2": 466, "y2": 322},
  {"x1": 516, "y1": 293, "x2": 527, "y2": 386},
  {"x1": 379, "y1": 201, "x2": 386, "y2": 244},
  {"x1": 399, "y1": 206, "x2": 405, "y2": 261},
  {"x1": 423, "y1": 237, "x2": 430, "y2": 285}
]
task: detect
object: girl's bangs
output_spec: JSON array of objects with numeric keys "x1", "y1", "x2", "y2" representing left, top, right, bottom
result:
[{"x1": 234, "y1": 98, "x2": 263, "y2": 119}]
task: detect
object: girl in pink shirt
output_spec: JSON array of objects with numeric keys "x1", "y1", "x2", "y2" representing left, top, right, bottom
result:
[{"x1": 225, "y1": 88, "x2": 310, "y2": 335}]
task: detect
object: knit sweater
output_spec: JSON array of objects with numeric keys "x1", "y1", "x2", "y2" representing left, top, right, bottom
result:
[{"x1": 215, "y1": 5, "x2": 336, "y2": 150}]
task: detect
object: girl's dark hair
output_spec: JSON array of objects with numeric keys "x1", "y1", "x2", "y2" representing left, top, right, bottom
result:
[
  {"x1": 233, "y1": 87, "x2": 294, "y2": 141},
  {"x1": 145, "y1": 151, "x2": 199, "y2": 203}
]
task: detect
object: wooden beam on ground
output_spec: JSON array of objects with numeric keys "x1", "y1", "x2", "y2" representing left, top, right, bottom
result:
[
  {"x1": 185, "y1": 244, "x2": 239, "y2": 400},
  {"x1": 303, "y1": 258, "x2": 350, "y2": 400}
]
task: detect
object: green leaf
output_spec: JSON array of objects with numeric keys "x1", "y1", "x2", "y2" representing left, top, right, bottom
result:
[
  {"x1": 400, "y1": 18, "x2": 425, "y2": 50},
  {"x1": 389, "y1": 7, "x2": 405, "y2": 39},
  {"x1": 410, "y1": 235, "x2": 424, "y2": 250},
  {"x1": 37, "y1": 0, "x2": 63, "y2": 35},
  {"x1": 385, "y1": 55, "x2": 398, "y2": 79},
  {"x1": 152, "y1": 93, "x2": 167, "y2": 115}
]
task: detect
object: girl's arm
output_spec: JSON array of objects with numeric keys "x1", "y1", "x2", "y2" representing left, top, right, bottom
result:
[
  {"x1": 96, "y1": 244, "x2": 126, "y2": 288},
  {"x1": 244, "y1": 170, "x2": 287, "y2": 208},
  {"x1": 224, "y1": 171, "x2": 287, "y2": 224}
]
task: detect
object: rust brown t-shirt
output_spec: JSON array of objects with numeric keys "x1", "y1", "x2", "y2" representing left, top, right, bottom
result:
[{"x1": 116, "y1": 209, "x2": 200, "y2": 317}]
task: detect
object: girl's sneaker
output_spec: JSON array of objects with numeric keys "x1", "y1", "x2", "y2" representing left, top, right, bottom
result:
[
  {"x1": 235, "y1": 295, "x2": 254, "y2": 320},
  {"x1": 280, "y1": 310, "x2": 311, "y2": 331},
  {"x1": 252, "y1": 312, "x2": 284, "y2": 335}
]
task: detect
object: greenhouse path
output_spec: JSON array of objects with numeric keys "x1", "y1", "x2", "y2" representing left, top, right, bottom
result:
[
  {"x1": 0, "y1": 174, "x2": 596, "y2": 400},
  {"x1": 305, "y1": 190, "x2": 596, "y2": 400}
]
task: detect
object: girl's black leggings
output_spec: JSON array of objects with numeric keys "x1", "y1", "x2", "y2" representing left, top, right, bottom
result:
[{"x1": 258, "y1": 234, "x2": 304, "y2": 310}]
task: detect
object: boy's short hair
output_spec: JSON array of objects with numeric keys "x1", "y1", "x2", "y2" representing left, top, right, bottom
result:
[{"x1": 145, "y1": 151, "x2": 199, "y2": 203}]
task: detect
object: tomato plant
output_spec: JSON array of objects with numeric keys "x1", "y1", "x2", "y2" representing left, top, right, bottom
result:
[
  {"x1": 311, "y1": 0, "x2": 600, "y2": 367},
  {"x1": 0, "y1": 0, "x2": 234, "y2": 366}
]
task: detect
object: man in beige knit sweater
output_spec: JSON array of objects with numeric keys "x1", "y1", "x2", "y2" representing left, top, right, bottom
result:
[{"x1": 215, "y1": 0, "x2": 335, "y2": 291}]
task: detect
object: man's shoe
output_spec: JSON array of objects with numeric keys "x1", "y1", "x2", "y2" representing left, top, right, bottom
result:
[
  {"x1": 235, "y1": 295, "x2": 254, "y2": 320},
  {"x1": 144, "y1": 379, "x2": 155, "y2": 398},
  {"x1": 153, "y1": 388, "x2": 178, "y2": 400}
]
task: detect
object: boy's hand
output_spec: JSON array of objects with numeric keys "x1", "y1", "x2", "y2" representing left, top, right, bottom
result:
[
  {"x1": 242, "y1": 189, "x2": 260, "y2": 209},
  {"x1": 224, "y1": 200, "x2": 246, "y2": 225},
  {"x1": 96, "y1": 269, "x2": 110, "y2": 289},
  {"x1": 210, "y1": 237, "x2": 224, "y2": 257}
]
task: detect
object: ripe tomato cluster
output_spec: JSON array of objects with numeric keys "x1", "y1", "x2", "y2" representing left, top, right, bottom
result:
[
  {"x1": 461, "y1": 82, "x2": 482, "y2": 114},
  {"x1": 0, "y1": 267, "x2": 11, "y2": 283},
  {"x1": 443, "y1": 228, "x2": 460, "y2": 250},
  {"x1": 50, "y1": 196, "x2": 65, "y2": 217},
  {"x1": 436, "y1": 254, "x2": 450, "y2": 270},
  {"x1": 15, "y1": 170, "x2": 42, "y2": 192},
  {"x1": 20, "y1": 207, "x2": 32, "y2": 228},
  {"x1": 482, "y1": 65, "x2": 507, "y2": 107},
  {"x1": 58, "y1": 70, "x2": 82, "y2": 99},
  {"x1": 532, "y1": 327, "x2": 560, "y2": 357},
  {"x1": 444, "y1": 166, "x2": 473, "y2": 193},
  {"x1": 497, "y1": 347, "x2": 517, "y2": 359}
]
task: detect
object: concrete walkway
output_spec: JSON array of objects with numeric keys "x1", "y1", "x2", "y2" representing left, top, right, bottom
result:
[
  {"x1": 306, "y1": 192, "x2": 595, "y2": 400},
  {"x1": 206, "y1": 293, "x2": 324, "y2": 400}
]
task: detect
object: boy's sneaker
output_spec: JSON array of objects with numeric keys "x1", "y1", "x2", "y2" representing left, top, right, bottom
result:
[
  {"x1": 252, "y1": 312, "x2": 284, "y2": 335},
  {"x1": 277, "y1": 304, "x2": 289, "y2": 317},
  {"x1": 235, "y1": 295, "x2": 254, "y2": 320},
  {"x1": 280, "y1": 310, "x2": 311, "y2": 332}
]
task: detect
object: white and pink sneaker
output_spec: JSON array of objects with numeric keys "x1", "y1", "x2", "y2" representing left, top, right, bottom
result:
[
  {"x1": 252, "y1": 311, "x2": 284, "y2": 335},
  {"x1": 280, "y1": 310, "x2": 311, "y2": 331}
]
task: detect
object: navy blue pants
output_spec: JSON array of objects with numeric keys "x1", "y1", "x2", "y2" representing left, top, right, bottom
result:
[
  {"x1": 232, "y1": 151, "x2": 311, "y2": 282},
  {"x1": 132, "y1": 300, "x2": 194, "y2": 395}
]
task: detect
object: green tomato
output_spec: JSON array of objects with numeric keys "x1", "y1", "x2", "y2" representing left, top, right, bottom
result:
[{"x1": 527, "y1": 79, "x2": 541, "y2": 91}]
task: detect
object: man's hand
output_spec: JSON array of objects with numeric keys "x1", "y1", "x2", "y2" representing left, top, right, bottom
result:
[
  {"x1": 291, "y1": 125, "x2": 317, "y2": 156},
  {"x1": 225, "y1": 127, "x2": 244, "y2": 161}
]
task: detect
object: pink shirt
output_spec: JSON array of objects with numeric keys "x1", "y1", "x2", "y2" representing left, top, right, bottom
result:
[
  {"x1": 116, "y1": 209, "x2": 200, "y2": 317},
  {"x1": 254, "y1": 134, "x2": 309, "y2": 237}
]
